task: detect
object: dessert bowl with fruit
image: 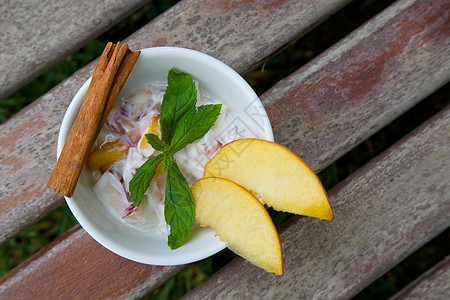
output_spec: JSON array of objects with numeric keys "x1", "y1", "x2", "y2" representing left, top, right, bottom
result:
[
  {"x1": 53, "y1": 45, "x2": 333, "y2": 275},
  {"x1": 56, "y1": 47, "x2": 274, "y2": 266}
]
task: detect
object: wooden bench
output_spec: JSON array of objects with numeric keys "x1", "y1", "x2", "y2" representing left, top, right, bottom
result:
[{"x1": 0, "y1": 0, "x2": 448, "y2": 298}]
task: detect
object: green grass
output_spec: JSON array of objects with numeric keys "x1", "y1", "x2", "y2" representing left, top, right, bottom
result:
[
  {"x1": 0, "y1": 203, "x2": 77, "y2": 277},
  {"x1": 0, "y1": 0, "x2": 448, "y2": 299}
]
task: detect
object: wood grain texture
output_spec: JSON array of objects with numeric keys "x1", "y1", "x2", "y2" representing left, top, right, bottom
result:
[
  {"x1": 182, "y1": 104, "x2": 450, "y2": 300},
  {"x1": 125, "y1": 0, "x2": 350, "y2": 75},
  {"x1": 0, "y1": 225, "x2": 186, "y2": 299},
  {"x1": 0, "y1": 0, "x2": 148, "y2": 101},
  {"x1": 391, "y1": 256, "x2": 450, "y2": 300},
  {"x1": 2, "y1": 103, "x2": 447, "y2": 299},
  {"x1": 0, "y1": 0, "x2": 351, "y2": 245},
  {"x1": 261, "y1": 0, "x2": 450, "y2": 172},
  {"x1": 0, "y1": 0, "x2": 448, "y2": 297}
]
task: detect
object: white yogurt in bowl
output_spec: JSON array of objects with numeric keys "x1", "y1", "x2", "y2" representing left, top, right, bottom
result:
[{"x1": 58, "y1": 47, "x2": 273, "y2": 265}]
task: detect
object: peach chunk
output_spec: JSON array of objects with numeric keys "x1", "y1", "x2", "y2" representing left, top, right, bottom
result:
[
  {"x1": 204, "y1": 138, "x2": 333, "y2": 220},
  {"x1": 153, "y1": 161, "x2": 164, "y2": 178},
  {"x1": 140, "y1": 115, "x2": 161, "y2": 151},
  {"x1": 87, "y1": 140, "x2": 128, "y2": 171},
  {"x1": 191, "y1": 177, "x2": 283, "y2": 275}
]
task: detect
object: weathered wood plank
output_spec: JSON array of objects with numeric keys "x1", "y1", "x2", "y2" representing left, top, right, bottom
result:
[
  {"x1": 0, "y1": 0, "x2": 149, "y2": 101},
  {"x1": 0, "y1": 0, "x2": 448, "y2": 297},
  {"x1": 391, "y1": 256, "x2": 450, "y2": 300},
  {"x1": 1, "y1": 94, "x2": 447, "y2": 300},
  {"x1": 0, "y1": 226, "x2": 186, "y2": 299},
  {"x1": 125, "y1": 0, "x2": 350, "y2": 75},
  {"x1": 262, "y1": 0, "x2": 450, "y2": 172},
  {"x1": 182, "y1": 104, "x2": 450, "y2": 300},
  {"x1": 0, "y1": 0, "x2": 351, "y2": 245}
]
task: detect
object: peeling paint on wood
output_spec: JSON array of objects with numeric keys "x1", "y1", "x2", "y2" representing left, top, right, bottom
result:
[
  {"x1": 0, "y1": 0, "x2": 149, "y2": 101},
  {"x1": 0, "y1": 226, "x2": 186, "y2": 299},
  {"x1": 0, "y1": 0, "x2": 351, "y2": 245},
  {"x1": 262, "y1": 0, "x2": 450, "y2": 171},
  {"x1": 182, "y1": 106, "x2": 450, "y2": 300},
  {"x1": 0, "y1": 0, "x2": 448, "y2": 298}
]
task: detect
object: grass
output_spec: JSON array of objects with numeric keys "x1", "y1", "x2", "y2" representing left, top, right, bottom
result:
[
  {"x1": 0, "y1": 0, "x2": 448, "y2": 298},
  {"x1": 0, "y1": 204, "x2": 77, "y2": 278}
]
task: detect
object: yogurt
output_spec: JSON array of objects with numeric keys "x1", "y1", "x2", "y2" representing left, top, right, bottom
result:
[{"x1": 87, "y1": 82, "x2": 244, "y2": 236}]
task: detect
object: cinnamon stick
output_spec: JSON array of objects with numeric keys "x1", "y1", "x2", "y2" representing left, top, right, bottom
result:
[
  {"x1": 96, "y1": 49, "x2": 141, "y2": 136},
  {"x1": 47, "y1": 42, "x2": 140, "y2": 197}
]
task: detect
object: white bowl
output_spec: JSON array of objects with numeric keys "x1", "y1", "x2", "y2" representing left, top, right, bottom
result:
[{"x1": 58, "y1": 47, "x2": 273, "y2": 265}]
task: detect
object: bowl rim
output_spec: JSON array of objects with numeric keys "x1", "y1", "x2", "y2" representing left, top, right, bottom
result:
[{"x1": 57, "y1": 46, "x2": 274, "y2": 265}]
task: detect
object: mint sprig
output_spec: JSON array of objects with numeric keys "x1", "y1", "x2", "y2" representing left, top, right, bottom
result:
[
  {"x1": 164, "y1": 158, "x2": 196, "y2": 249},
  {"x1": 145, "y1": 133, "x2": 169, "y2": 153},
  {"x1": 170, "y1": 104, "x2": 223, "y2": 153},
  {"x1": 129, "y1": 68, "x2": 222, "y2": 249},
  {"x1": 129, "y1": 154, "x2": 164, "y2": 206},
  {"x1": 160, "y1": 70, "x2": 197, "y2": 144}
]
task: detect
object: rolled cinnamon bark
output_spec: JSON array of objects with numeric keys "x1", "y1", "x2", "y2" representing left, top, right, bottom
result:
[{"x1": 47, "y1": 42, "x2": 140, "y2": 197}]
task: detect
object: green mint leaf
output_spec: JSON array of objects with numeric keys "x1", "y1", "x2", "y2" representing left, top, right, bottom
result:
[
  {"x1": 162, "y1": 153, "x2": 174, "y2": 175},
  {"x1": 129, "y1": 69, "x2": 223, "y2": 250},
  {"x1": 160, "y1": 69, "x2": 197, "y2": 144},
  {"x1": 169, "y1": 104, "x2": 222, "y2": 153},
  {"x1": 129, "y1": 153, "x2": 164, "y2": 206},
  {"x1": 164, "y1": 159, "x2": 195, "y2": 250},
  {"x1": 145, "y1": 133, "x2": 169, "y2": 152}
]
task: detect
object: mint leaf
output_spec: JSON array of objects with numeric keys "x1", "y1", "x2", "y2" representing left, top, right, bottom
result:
[
  {"x1": 162, "y1": 153, "x2": 174, "y2": 175},
  {"x1": 160, "y1": 69, "x2": 197, "y2": 143},
  {"x1": 129, "y1": 153, "x2": 164, "y2": 206},
  {"x1": 164, "y1": 159, "x2": 195, "y2": 249},
  {"x1": 145, "y1": 133, "x2": 169, "y2": 152},
  {"x1": 169, "y1": 104, "x2": 222, "y2": 153},
  {"x1": 129, "y1": 69, "x2": 222, "y2": 250}
]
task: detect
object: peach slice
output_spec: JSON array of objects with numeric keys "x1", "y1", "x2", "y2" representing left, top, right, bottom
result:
[
  {"x1": 153, "y1": 161, "x2": 164, "y2": 178},
  {"x1": 191, "y1": 177, "x2": 283, "y2": 275},
  {"x1": 87, "y1": 140, "x2": 128, "y2": 171},
  {"x1": 139, "y1": 115, "x2": 161, "y2": 157},
  {"x1": 204, "y1": 138, "x2": 333, "y2": 220}
]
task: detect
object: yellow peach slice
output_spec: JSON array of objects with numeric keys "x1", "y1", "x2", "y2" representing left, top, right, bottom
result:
[
  {"x1": 204, "y1": 138, "x2": 333, "y2": 220},
  {"x1": 140, "y1": 115, "x2": 161, "y2": 151},
  {"x1": 191, "y1": 177, "x2": 283, "y2": 275},
  {"x1": 87, "y1": 140, "x2": 128, "y2": 171},
  {"x1": 153, "y1": 161, "x2": 164, "y2": 178}
]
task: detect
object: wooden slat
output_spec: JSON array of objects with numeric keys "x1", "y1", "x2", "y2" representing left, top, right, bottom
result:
[
  {"x1": 0, "y1": 0, "x2": 448, "y2": 298},
  {"x1": 0, "y1": 0, "x2": 149, "y2": 101},
  {"x1": 0, "y1": 0, "x2": 351, "y2": 245},
  {"x1": 391, "y1": 256, "x2": 450, "y2": 300},
  {"x1": 125, "y1": 0, "x2": 350, "y2": 75},
  {"x1": 1, "y1": 103, "x2": 447, "y2": 300},
  {"x1": 0, "y1": 226, "x2": 186, "y2": 299},
  {"x1": 262, "y1": 0, "x2": 450, "y2": 172},
  {"x1": 182, "y1": 104, "x2": 450, "y2": 300}
]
